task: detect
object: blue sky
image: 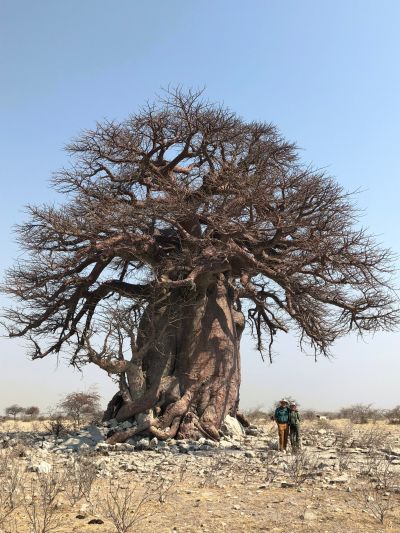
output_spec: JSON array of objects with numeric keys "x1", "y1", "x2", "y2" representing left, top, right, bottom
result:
[{"x1": 1, "y1": 0, "x2": 399, "y2": 413}]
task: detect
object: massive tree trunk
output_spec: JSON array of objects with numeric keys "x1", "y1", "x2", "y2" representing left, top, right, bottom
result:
[{"x1": 104, "y1": 274, "x2": 245, "y2": 443}]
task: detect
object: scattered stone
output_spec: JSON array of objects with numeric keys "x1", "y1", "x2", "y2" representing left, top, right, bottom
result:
[
  {"x1": 301, "y1": 510, "x2": 318, "y2": 520},
  {"x1": 120, "y1": 420, "x2": 133, "y2": 429},
  {"x1": 330, "y1": 474, "x2": 348, "y2": 484},
  {"x1": 149, "y1": 437, "x2": 158, "y2": 449},
  {"x1": 135, "y1": 437, "x2": 150, "y2": 450},
  {"x1": 88, "y1": 518, "x2": 104, "y2": 524},
  {"x1": 28, "y1": 461, "x2": 52, "y2": 474},
  {"x1": 221, "y1": 415, "x2": 245, "y2": 439}
]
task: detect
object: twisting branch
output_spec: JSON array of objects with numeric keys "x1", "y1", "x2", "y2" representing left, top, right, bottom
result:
[{"x1": 1, "y1": 87, "x2": 398, "y2": 364}]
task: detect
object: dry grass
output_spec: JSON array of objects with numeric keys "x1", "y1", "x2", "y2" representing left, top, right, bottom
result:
[{"x1": 0, "y1": 419, "x2": 399, "y2": 532}]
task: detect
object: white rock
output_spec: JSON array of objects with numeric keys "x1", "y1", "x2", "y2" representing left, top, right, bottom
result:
[
  {"x1": 301, "y1": 510, "x2": 317, "y2": 520},
  {"x1": 149, "y1": 437, "x2": 158, "y2": 449},
  {"x1": 95, "y1": 442, "x2": 109, "y2": 451},
  {"x1": 120, "y1": 421, "x2": 133, "y2": 430},
  {"x1": 221, "y1": 415, "x2": 245, "y2": 439},
  {"x1": 28, "y1": 461, "x2": 52, "y2": 474},
  {"x1": 136, "y1": 438, "x2": 150, "y2": 450}
]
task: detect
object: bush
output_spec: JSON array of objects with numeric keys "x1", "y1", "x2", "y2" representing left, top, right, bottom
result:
[
  {"x1": 301, "y1": 409, "x2": 317, "y2": 421},
  {"x1": 44, "y1": 413, "x2": 70, "y2": 439},
  {"x1": 338, "y1": 404, "x2": 382, "y2": 424},
  {"x1": 58, "y1": 389, "x2": 101, "y2": 429},
  {"x1": 387, "y1": 405, "x2": 400, "y2": 424},
  {"x1": 244, "y1": 406, "x2": 269, "y2": 423}
]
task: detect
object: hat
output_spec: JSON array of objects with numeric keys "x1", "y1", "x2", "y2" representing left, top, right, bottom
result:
[{"x1": 280, "y1": 398, "x2": 288, "y2": 404}]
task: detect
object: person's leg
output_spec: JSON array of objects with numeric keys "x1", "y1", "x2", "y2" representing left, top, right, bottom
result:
[
  {"x1": 277, "y1": 423, "x2": 284, "y2": 450},
  {"x1": 283, "y1": 424, "x2": 289, "y2": 450},
  {"x1": 278, "y1": 423, "x2": 288, "y2": 450},
  {"x1": 289, "y1": 425, "x2": 295, "y2": 450},
  {"x1": 295, "y1": 426, "x2": 301, "y2": 449}
]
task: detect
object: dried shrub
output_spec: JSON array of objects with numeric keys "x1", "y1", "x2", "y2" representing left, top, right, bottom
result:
[
  {"x1": 301, "y1": 409, "x2": 317, "y2": 421},
  {"x1": 0, "y1": 450, "x2": 23, "y2": 526},
  {"x1": 44, "y1": 412, "x2": 70, "y2": 439},
  {"x1": 22, "y1": 469, "x2": 64, "y2": 533},
  {"x1": 63, "y1": 454, "x2": 98, "y2": 505},
  {"x1": 359, "y1": 425, "x2": 389, "y2": 452},
  {"x1": 339, "y1": 404, "x2": 383, "y2": 424},
  {"x1": 286, "y1": 450, "x2": 319, "y2": 486},
  {"x1": 387, "y1": 405, "x2": 400, "y2": 425},
  {"x1": 58, "y1": 390, "x2": 101, "y2": 429},
  {"x1": 92, "y1": 479, "x2": 154, "y2": 533},
  {"x1": 244, "y1": 405, "x2": 269, "y2": 423},
  {"x1": 358, "y1": 462, "x2": 400, "y2": 526}
]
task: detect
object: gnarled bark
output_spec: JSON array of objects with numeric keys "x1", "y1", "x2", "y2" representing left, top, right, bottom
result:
[{"x1": 106, "y1": 274, "x2": 244, "y2": 443}]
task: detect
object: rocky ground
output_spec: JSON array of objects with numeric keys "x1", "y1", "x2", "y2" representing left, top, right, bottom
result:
[{"x1": 0, "y1": 417, "x2": 400, "y2": 532}]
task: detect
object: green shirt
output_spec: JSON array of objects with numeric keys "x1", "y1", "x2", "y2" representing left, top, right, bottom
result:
[{"x1": 288, "y1": 410, "x2": 301, "y2": 426}]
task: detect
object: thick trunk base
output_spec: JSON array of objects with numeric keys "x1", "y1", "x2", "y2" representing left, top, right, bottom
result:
[{"x1": 105, "y1": 275, "x2": 245, "y2": 443}]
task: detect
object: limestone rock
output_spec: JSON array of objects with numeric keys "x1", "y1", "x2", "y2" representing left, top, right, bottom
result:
[{"x1": 221, "y1": 415, "x2": 245, "y2": 439}]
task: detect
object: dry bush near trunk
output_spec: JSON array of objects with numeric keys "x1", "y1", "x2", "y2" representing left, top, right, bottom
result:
[
  {"x1": 44, "y1": 413, "x2": 71, "y2": 439},
  {"x1": 22, "y1": 469, "x2": 64, "y2": 533},
  {"x1": 62, "y1": 453, "x2": 98, "y2": 505}
]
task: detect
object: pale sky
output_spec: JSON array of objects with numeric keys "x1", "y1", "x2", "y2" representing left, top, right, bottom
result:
[{"x1": 1, "y1": 0, "x2": 399, "y2": 414}]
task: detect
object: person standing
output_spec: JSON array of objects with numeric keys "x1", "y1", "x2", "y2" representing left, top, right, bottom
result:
[
  {"x1": 274, "y1": 399, "x2": 289, "y2": 452},
  {"x1": 288, "y1": 402, "x2": 301, "y2": 452}
]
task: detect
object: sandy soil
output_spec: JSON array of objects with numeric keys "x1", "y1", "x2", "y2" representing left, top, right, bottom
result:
[{"x1": 0, "y1": 419, "x2": 399, "y2": 533}]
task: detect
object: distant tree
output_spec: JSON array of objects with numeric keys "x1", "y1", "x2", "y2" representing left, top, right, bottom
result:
[
  {"x1": 2, "y1": 89, "x2": 398, "y2": 442},
  {"x1": 24, "y1": 406, "x2": 40, "y2": 419},
  {"x1": 58, "y1": 390, "x2": 101, "y2": 428},
  {"x1": 5, "y1": 404, "x2": 24, "y2": 421}
]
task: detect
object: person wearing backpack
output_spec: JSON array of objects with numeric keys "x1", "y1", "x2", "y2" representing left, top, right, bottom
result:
[
  {"x1": 274, "y1": 399, "x2": 290, "y2": 452},
  {"x1": 288, "y1": 402, "x2": 301, "y2": 451}
]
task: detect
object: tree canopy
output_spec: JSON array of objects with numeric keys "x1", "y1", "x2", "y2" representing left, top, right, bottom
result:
[{"x1": 2, "y1": 89, "x2": 398, "y2": 366}]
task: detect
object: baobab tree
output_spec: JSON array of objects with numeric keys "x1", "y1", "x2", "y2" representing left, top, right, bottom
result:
[{"x1": 2, "y1": 89, "x2": 398, "y2": 442}]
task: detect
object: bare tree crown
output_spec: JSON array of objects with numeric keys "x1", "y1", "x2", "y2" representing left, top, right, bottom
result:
[{"x1": 2, "y1": 89, "x2": 398, "y2": 362}]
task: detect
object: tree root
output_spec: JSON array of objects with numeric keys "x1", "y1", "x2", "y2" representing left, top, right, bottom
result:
[{"x1": 236, "y1": 411, "x2": 250, "y2": 428}]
